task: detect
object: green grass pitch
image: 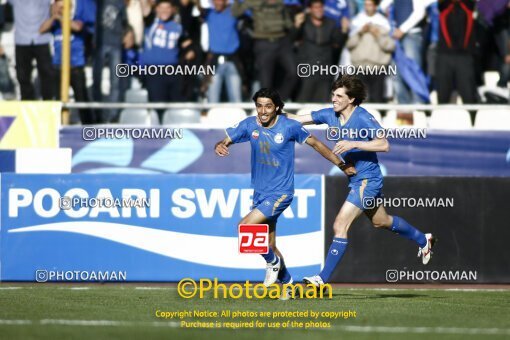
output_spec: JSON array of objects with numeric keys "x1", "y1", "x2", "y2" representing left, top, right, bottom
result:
[{"x1": 0, "y1": 284, "x2": 509, "y2": 339}]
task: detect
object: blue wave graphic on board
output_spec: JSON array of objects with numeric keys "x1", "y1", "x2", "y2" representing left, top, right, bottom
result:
[
  {"x1": 72, "y1": 129, "x2": 204, "y2": 173},
  {"x1": 0, "y1": 232, "x2": 320, "y2": 281},
  {"x1": 73, "y1": 138, "x2": 133, "y2": 167},
  {"x1": 8, "y1": 222, "x2": 322, "y2": 269},
  {"x1": 141, "y1": 129, "x2": 204, "y2": 173},
  {"x1": 83, "y1": 167, "x2": 162, "y2": 174}
]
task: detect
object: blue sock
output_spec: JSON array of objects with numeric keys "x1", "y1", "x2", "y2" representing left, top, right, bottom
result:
[
  {"x1": 277, "y1": 259, "x2": 292, "y2": 284},
  {"x1": 261, "y1": 248, "x2": 278, "y2": 264},
  {"x1": 391, "y1": 216, "x2": 427, "y2": 248},
  {"x1": 319, "y1": 237, "x2": 348, "y2": 283}
]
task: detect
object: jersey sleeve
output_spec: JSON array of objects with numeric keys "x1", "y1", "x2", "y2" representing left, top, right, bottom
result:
[
  {"x1": 361, "y1": 112, "x2": 383, "y2": 140},
  {"x1": 311, "y1": 108, "x2": 330, "y2": 125},
  {"x1": 225, "y1": 118, "x2": 251, "y2": 144},
  {"x1": 289, "y1": 121, "x2": 311, "y2": 144}
]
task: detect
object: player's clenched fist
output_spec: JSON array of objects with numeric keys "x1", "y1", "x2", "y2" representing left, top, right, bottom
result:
[{"x1": 214, "y1": 141, "x2": 230, "y2": 156}]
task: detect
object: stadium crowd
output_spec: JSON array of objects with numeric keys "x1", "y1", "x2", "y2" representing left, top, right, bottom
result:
[{"x1": 0, "y1": 0, "x2": 509, "y2": 123}]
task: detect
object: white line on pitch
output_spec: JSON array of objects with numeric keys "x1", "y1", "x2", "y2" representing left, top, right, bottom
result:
[
  {"x1": 0, "y1": 320, "x2": 32, "y2": 325},
  {"x1": 134, "y1": 287, "x2": 174, "y2": 290},
  {"x1": 0, "y1": 286, "x2": 508, "y2": 292},
  {"x1": 0, "y1": 287, "x2": 23, "y2": 290},
  {"x1": 131, "y1": 287, "x2": 510, "y2": 292},
  {"x1": 0, "y1": 319, "x2": 509, "y2": 335},
  {"x1": 345, "y1": 288, "x2": 510, "y2": 292},
  {"x1": 144, "y1": 287, "x2": 510, "y2": 292},
  {"x1": 336, "y1": 325, "x2": 510, "y2": 335}
]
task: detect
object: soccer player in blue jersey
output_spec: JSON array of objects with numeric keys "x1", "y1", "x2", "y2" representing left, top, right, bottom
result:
[
  {"x1": 214, "y1": 88, "x2": 356, "y2": 292},
  {"x1": 287, "y1": 75, "x2": 436, "y2": 287}
]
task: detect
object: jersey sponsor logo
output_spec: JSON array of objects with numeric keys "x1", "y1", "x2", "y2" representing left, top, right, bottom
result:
[
  {"x1": 238, "y1": 224, "x2": 269, "y2": 254},
  {"x1": 252, "y1": 130, "x2": 259, "y2": 139},
  {"x1": 274, "y1": 133, "x2": 284, "y2": 144}
]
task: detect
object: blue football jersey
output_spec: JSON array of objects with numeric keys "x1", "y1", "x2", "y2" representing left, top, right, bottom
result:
[
  {"x1": 226, "y1": 115, "x2": 311, "y2": 194},
  {"x1": 141, "y1": 19, "x2": 182, "y2": 66},
  {"x1": 51, "y1": 8, "x2": 86, "y2": 67},
  {"x1": 312, "y1": 106, "x2": 383, "y2": 184}
]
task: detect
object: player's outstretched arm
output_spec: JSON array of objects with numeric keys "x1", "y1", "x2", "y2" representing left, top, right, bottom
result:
[
  {"x1": 305, "y1": 135, "x2": 357, "y2": 176},
  {"x1": 214, "y1": 137, "x2": 233, "y2": 157},
  {"x1": 285, "y1": 112, "x2": 315, "y2": 125},
  {"x1": 333, "y1": 138, "x2": 390, "y2": 155}
]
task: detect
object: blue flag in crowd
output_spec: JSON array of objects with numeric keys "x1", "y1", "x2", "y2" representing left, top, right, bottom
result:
[{"x1": 393, "y1": 41, "x2": 430, "y2": 104}]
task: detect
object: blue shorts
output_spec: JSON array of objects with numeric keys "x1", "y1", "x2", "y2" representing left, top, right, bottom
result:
[
  {"x1": 346, "y1": 178, "x2": 383, "y2": 210},
  {"x1": 252, "y1": 192, "x2": 294, "y2": 221}
]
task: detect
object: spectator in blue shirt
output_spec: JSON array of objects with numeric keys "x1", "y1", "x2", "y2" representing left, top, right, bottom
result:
[
  {"x1": 39, "y1": 0, "x2": 97, "y2": 124},
  {"x1": 201, "y1": 0, "x2": 243, "y2": 102},
  {"x1": 8, "y1": 0, "x2": 55, "y2": 100},
  {"x1": 141, "y1": 0, "x2": 195, "y2": 122},
  {"x1": 78, "y1": 0, "x2": 97, "y2": 35},
  {"x1": 324, "y1": 0, "x2": 350, "y2": 29}
]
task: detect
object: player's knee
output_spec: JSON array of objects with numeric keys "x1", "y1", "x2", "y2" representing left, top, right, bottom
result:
[
  {"x1": 372, "y1": 217, "x2": 391, "y2": 229},
  {"x1": 372, "y1": 221, "x2": 386, "y2": 229},
  {"x1": 333, "y1": 220, "x2": 349, "y2": 237}
]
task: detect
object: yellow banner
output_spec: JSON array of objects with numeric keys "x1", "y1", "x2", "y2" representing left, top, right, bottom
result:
[{"x1": 0, "y1": 101, "x2": 61, "y2": 149}]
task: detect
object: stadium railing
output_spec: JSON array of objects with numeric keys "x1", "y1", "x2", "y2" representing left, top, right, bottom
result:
[
  {"x1": 63, "y1": 102, "x2": 510, "y2": 111},
  {"x1": 62, "y1": 102, "x2": 510, "y2": 130}
]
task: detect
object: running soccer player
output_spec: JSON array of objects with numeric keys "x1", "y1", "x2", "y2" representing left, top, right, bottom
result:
[
  {"x1": 214, "y1": 88, "x2": 356, "y2": 291},
  {"x1": 287, "y1": 75, "x2": 436, "y2": 287}
]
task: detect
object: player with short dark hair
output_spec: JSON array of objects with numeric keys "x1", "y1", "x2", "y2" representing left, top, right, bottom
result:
[
  {"x1": 331, "y1": 76, "x2": 367, "y2": 106},
  {"x1": 288, "y1": 75, "x2": 435, "y2": 287},
  {"x1": 252, "y1": 88, "x2": 285, "y2": 115},
  {"x1": 214, "y1": 88, "x2": 356, "y2": 296}
]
